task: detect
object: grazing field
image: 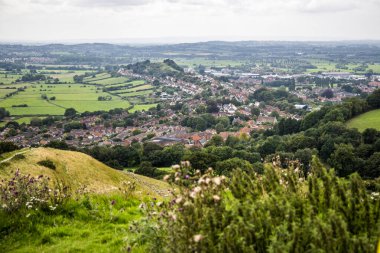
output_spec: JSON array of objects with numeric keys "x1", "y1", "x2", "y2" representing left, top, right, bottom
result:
[
  {"x1": 306, "y1": 59, "x2": 380, "y2": 74},
  {"x1": 129, "y1": 104, "x2": 157, "y2": 112},
  {"x1": 45, "y1": 70, "x2": 94, "y2": 83},
  {"x1": 347, "y1": 109, "x2": 380, "y2": 132},
  {"x1": 88, "y1": 76, "x2": 130, "y2": 85},
  {"x1": 0, "y1": 73, "x2": 22, "y2": 84},
  {"x1": 0, "y1": 83, "x2": 131, "y2": 115},
  {"x1": 0, "y1": 71, "x2": 156, "y2": 119}
]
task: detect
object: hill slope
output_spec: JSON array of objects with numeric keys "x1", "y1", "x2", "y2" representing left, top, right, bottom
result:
[
  {"x1": 0, "y1": 147, "x2": 170, "y2": 198},
  {"x1": 347, "y1": 109, "x2": 380, "y2": 132}
]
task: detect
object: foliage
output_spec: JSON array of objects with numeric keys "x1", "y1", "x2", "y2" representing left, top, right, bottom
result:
[
  {"x1": 37, "y1": 159, "x2": 56, "y2": 170},
  {"x1": 64, "y1": 108, "x2": 77, "y2": 117},
  {"x1": 135, "y1": 161, "x2": 158, "y2": 177},
  {"x1": 145, "y1": 158, "x2": 380, "y2": 253}
]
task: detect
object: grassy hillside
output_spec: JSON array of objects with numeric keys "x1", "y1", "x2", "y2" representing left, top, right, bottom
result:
[
  {"x1": 347, "y1": 109, "x2": 380, "y2": 132},
  {"x1": 0, "y1": 147, "x2": 172, "y2": 252},
  {"x1": 0, "y1": 147, "x2": 170, "y2": 198}
]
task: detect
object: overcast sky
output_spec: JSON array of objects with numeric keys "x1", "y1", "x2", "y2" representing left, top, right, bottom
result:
[{"x1": 0, "y1": 0, "x2": 379, "y2": 43}]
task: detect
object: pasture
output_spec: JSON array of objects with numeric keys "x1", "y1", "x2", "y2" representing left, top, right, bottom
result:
[
  {"x1": 347, "y1": 109, "x2": 380, "y2": 132},
  {"x1": 0, "y1": 73, "x2": 22, "y2": 84},
  {"x1": 0, "y1": 83, "x2": 131, "y2": 116},
  {"x1": 0, "y1": 71, "x2": 157, "y2": 119}
]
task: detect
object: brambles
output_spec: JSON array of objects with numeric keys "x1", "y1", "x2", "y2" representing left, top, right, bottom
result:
[{"x1": 144, "y1": 158, "x2": 380, "y2": 253}]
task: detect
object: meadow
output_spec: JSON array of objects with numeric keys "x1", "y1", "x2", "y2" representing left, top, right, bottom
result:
[{"x1": 346, "y1": 109, "x2": 380, "y2": 132}]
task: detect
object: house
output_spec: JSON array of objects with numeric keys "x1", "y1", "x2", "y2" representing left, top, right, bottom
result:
[
  {"x1": 294, "y1": 104, "x2": 309, "y2": 110},
  {"x1": 151, "y1": 137, "x2": 188, "y2": 146},
  {"x1": 256, "y1": 116, "x2": 277, "y2": 125}
]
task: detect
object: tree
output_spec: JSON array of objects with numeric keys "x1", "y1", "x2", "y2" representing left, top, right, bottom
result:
[
  {"x1": 363, "y1": 152, "x2": 380, "y2": 178},
  {"x1": 215, "y1": 158, "x2": 253, "y2": 175},
  {"x1": 367, "y1": 89, "x2": 380, "y2": 109},
  {"x1": 215, "y1": 123, "x2": 225, "y2": 133},
  {"x1": 64, "y1": 108, "x2": 77, "y2": 117},
  {"x1": 0, "y1": 108, "x2": 10, "y2": 120},
  {"x1": 362, "y1": 128, "x2": 378, "y2": 144},
  {"x1": 321, "y1": 89, "x2": 334, "y2": 99},
  {"x1": 328, "y1": 143, "x2": 361, "y2": 177},
  {"x1": 205, "y1": 135, "x2": 224, "y2": 147},
  {"x1": 135, "y1": 161, "x2": 157, "y2": 177},
  {"x1": 251, "y1": 107, "x2": 260, "y2": 117},
  {"x1": 186, "y1": 150, "x2": 218, "y2": 173},
  {"x1": 206, "y1": 100, "x2": 219, "y2": 113}
]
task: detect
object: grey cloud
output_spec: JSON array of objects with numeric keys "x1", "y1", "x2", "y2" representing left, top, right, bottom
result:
[{"x1": 74, "y1": 0, "x2": 155, "y2": 7}]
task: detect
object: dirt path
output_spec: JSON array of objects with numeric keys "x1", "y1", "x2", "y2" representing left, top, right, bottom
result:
[
  {"x1": 124, "y1": 171, "x2": 170, "y2": 197},
  {"x1": 0, "y1": 149, "x2": 30, "y2": 164}
]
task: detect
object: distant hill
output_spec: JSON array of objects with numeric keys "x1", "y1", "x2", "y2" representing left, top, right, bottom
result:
[{"x1": 0, "y1": 147, "x2": 170, "y2": 198}]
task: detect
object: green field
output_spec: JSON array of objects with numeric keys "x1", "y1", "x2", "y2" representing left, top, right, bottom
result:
[
  {"x1": 0, "y1": 73, "x2": 22, "y2": 84},
  {"x1": 347, "y1": 109, "x2": 380, "y2": 132},
  {"x1": 47, "y1": 70, "x2": 94, "y2": 83},
  {"x1": 0, "y1": 83, "x2": 131, "y2": 116},
  {"x1": 306, "y1": 59, "x2": 380, "y2": 74}
]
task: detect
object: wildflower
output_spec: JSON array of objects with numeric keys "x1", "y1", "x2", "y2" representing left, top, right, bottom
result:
[
  {"x1": 172, "y1": 164, "x2": 180, "y2": 171},
  {"x1": 193, "y1": 234, "x2": 203, "y2": 243},
  {"x1": 213, "y1": 177, "x2": 221, "y2": 186},
  {"x1": 175, "y1": 197, "x2": 183, "y2": 204},
  {"x1": 190, "y1": 191, "x2": 197, "y2": 199},
  {"x1": 193, "y1": 186, "x2": 202, "y2": 193},
  {"x1": 163, "y1": 175, "x2": 170, "y2": 181},
  {"x1": 213, "y1": 195, "x2": 221, "y2": 202},
  {"x1": 111, "y1": 200, "x2": 116, "y2": 205}
]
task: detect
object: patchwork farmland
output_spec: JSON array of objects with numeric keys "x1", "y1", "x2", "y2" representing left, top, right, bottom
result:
[{"x1": 0, "y1": 70, "x2": 157, "y2": 124}]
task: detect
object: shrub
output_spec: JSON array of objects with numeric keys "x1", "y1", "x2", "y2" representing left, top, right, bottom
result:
[
  {"x1": 13, "y1": 154, "x2": 25, "y2": 160},
  {"x1": 37, "y1": 159, "x2": 56, "y2": 170},
  {"x1": 135, "y1": 162, "x2": 157, "y2": 177},
  {"x1": 142, "y1": 157, "x2": 380, "y2": 253}
]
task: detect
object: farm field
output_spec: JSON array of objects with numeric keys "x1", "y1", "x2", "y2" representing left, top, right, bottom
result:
[
  {"x1": 0, "y1": 116, "x2": 45, "y2": 127},
  {"x1": 45, "y1": 70, "x2": 94, "y2": 83},
  {"x1": 0, "y1": 83, "x2": 131, "y2": 116},
  {"x1": 0, "y1": 73, "x2": 22, "y2": 84},
  {"x1": 83, "y1": 73, "x2": 155, "y2": 99},
  {"x1": 346, "y1": 109, "x2": 380, "y2": 132},
  {"x1": 306, "y1": 59, "x2": 380, "y2": 74}
]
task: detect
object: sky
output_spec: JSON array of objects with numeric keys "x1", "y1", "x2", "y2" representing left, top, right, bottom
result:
[{"x1": 0, "y1": 0, "x2": 379, "y2": 43}]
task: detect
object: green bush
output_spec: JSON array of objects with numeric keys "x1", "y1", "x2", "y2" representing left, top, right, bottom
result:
[
  {"x1": 37, "y1": 159, "x2": 56, "y2": 170},
  {"x1": 144, "y1": 157, "x2": 380, "y2": 253}
]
